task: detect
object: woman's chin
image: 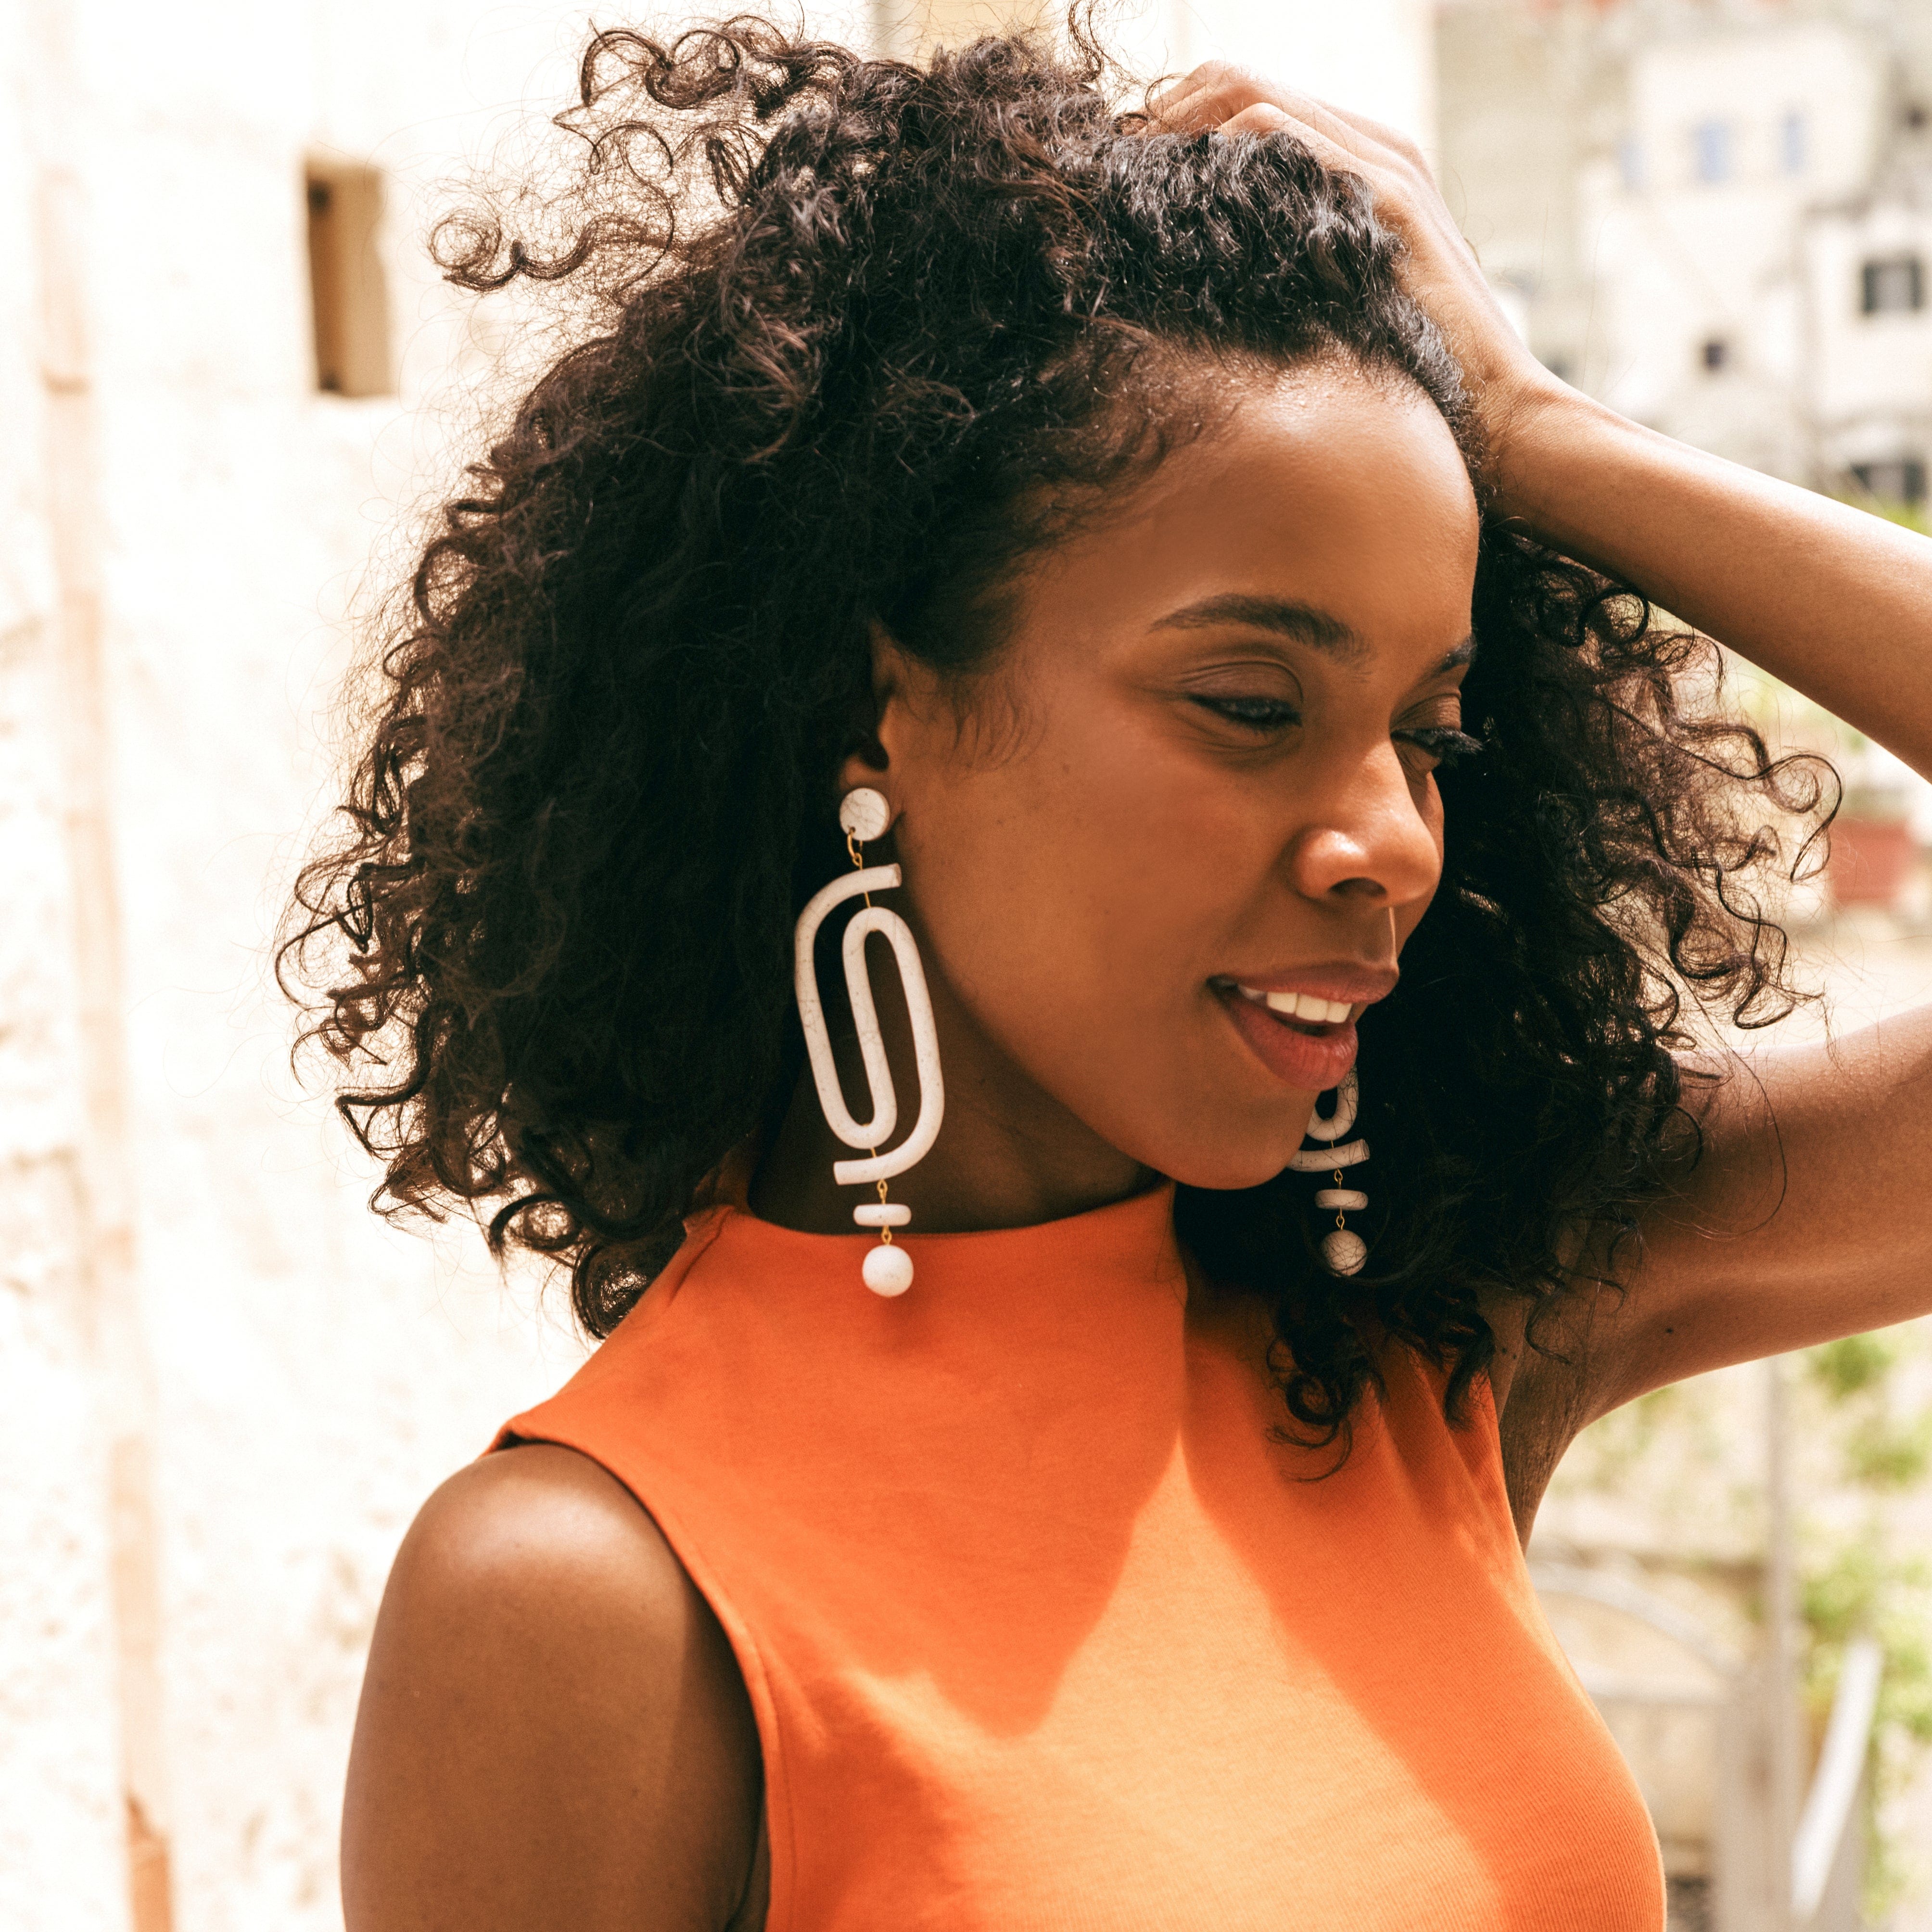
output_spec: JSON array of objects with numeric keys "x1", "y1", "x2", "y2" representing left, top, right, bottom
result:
[{"x1": 1143, "y1": 1115, "x2": 1324, "y2": 1195}]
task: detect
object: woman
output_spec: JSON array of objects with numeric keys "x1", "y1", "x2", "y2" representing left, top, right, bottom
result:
[{"x1": 296, "y1": 15, "x2": 1932, "y2": 1930}]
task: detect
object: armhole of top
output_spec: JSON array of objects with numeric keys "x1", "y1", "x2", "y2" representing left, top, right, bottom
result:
[
  {"x1": 485, "y1": 1208, "x2": 788, "y2": 1931},
  {"x1": 1452, "y1": 1364, "x2": 1529, "y2": 1556},
  {"x1": 488, "y1": 1427, "x2": 796, "y2": 1932}
]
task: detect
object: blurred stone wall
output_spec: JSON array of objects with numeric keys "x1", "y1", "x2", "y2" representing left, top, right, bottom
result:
[{"x1": 0, "y1": 3, "x2": 1434, "y2": 1929}]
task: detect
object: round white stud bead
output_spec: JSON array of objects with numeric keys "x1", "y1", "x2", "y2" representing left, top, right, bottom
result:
[
  {"x1": 853, "y1": 1202, "x2": 912, "y2": 1228},
  {"x1": 838, "y1": 788, "x2": 893, "y2": 843},
  {"x1": 862, "y1": 1243, "x2": 915, "y2": 1296},
  {"x1": 1314, "y1": 1189, "x2": 1369, "y2": 1211},
  {"x1": 1322, "y1": 1229, "x2": 1368, "y2": 1276}
]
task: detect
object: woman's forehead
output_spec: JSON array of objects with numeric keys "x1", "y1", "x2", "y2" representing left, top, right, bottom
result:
[{"x1": 1013, "y1": 365, "x2": 1478, "y2": 658}]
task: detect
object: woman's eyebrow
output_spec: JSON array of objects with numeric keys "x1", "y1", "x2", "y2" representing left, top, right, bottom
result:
[
  {"x1": 1150, "y1": 597, "x2": 1477, "y2": 676},
  {"x1": 1149, "y1": 594, "x2": 1367, "y2": 665}
]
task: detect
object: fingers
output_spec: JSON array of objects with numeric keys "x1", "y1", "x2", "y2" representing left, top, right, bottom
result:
[
  {"x1": 1213, "y1": 102, "x2": 1395, "y2": 208},
  {"x1": 1144, "y1": 61, "x2": 1432, "y2": 182},
  {"x1": 1145, "y1": 62, "x2": 1269, "y2": 132}
]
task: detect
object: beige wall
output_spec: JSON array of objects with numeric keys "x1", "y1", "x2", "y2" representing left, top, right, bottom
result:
[{"x1": 0, "y1": 2, "x2": 1432, "y2": 1928}]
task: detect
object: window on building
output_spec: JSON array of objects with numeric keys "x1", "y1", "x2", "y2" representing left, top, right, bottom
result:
[
  {"x1": 1692, "y1": 119, "x2": 1731, "y2": 184},
  {"x1": 1861, "y1": 254, "x2": 1925, "y2": 316},
  {"x1": 1851, "y1": 458, "x2": 1928, "y2": 503},
  {"x1": 1700, "y1": 337, "x2": 1730, "y2": 373},
  {"x1": 305, "y1": 163, "x2": 393, "y2": 397},
  {"x1": 1779, "y1": 109, "x2": 1806, "y2": 176}
]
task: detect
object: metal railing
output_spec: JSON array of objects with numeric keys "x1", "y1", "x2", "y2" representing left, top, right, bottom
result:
[
  {"x1": 1790, "y1": 1638, "x2": 1883, "y2": 1929},
  {"x1": 1532, "y1": 1566, "x2": 1884, "y2": 1931}
]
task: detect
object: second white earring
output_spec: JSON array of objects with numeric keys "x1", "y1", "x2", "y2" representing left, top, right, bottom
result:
[{"x1": 1286, "y1": 1068, "x2": 1370, "y2": 1275}]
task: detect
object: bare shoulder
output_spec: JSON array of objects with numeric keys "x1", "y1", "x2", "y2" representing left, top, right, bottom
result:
[{"x1": 343, "y1": 1443, "x2": 767, "y2": 1932}]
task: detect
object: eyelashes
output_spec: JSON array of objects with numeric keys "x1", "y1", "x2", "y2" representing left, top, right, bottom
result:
[
  {"x1": 1395, "y1": 725, "x2": 1485, "y2": 770},
  {"x1": 1189, "y1": 696, "x2": 1485, "y2": 771},
  {"x1": 1192, "y1": 695, "x2": 1302, "y2": 730}
]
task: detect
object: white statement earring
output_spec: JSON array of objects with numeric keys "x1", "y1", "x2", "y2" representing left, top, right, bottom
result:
[
  {"x1": 1286, "y1": 1068, "x2": 1369, "y2": 1276},
  {"x1": 792, "y1": 787, "x2": 946, "y2": 1297}
]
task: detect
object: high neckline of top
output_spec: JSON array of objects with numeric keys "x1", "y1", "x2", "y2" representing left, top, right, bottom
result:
[{"x1": 683, "y1": 1174, "x2": 1186, "y2": 1309}]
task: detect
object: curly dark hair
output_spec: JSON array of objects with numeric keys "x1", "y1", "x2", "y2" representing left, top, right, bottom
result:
[{"x1": 285, "y1": 11, "x2": 1829, "y2": 1444}]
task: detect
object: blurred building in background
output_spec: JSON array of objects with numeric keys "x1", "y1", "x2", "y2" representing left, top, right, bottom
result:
[
  {"x1": 1440, "y1": 0, "x2": 1932, "y2": 497},
  {"x1": 0, "y1": 4, "x2": 1435, "y2": 1931}
]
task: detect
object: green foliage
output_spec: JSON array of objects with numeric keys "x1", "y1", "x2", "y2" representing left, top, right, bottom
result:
[
  {"x1": 1803, "y1": 1535, "x2": 1887, "y2": 1650},
  {"x1": 1794, "y1": 1326, "x2": 1932, "y2": 1919},
  {"x1": 1801, "y1": 1537, "x2": 1932, "y2": 1722},
  {"x1": 1800, "y1": 1534, "x2": 1932, "y2": 1921},
  {"x1": 1808, "y1": 1332, "x2": 1898, "y2": 1402},
  {"x1": 1569, "y1": 1383, "x2": 1681, "y2": 1489},
  {"x1": 1845, "y1": 1411, "x2": 1932, "y2": 1490}
]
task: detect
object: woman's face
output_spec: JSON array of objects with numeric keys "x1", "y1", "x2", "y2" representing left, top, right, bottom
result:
[{"x1": 852, "y1": 359, "x2": 1479, "y2": 1195}]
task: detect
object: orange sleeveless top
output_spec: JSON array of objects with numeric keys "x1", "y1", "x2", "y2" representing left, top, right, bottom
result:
[{"x1": 499, "y1": 1183, "x2": 1665, "y2": 1931}]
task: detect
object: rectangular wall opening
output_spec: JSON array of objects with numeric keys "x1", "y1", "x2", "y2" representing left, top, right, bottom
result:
[
  {"x1": 1861, "y1": 253, "x2": 1925, "y2": 317},
  {"x1": 305, "y1": 162, "x2": 393, "y2": 397}
]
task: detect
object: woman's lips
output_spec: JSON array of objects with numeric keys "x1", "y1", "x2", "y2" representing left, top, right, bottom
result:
[{"x1": 1216, "y1": 983, "x2": 1360, "y2": 1091}]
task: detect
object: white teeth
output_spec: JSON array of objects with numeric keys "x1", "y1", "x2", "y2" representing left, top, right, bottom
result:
[{"x1": 1233, "y1": 987, "x2": 1353, "y2": 1024}]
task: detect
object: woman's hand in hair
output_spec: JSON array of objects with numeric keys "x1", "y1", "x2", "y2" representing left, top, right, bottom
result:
[{"x1": 1143, "y1": 64, "x2": 1568, "y2": 470}]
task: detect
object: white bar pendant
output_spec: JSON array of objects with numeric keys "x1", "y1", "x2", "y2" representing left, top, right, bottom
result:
[{"x1": 1286, "y1": 1137, "x2": 1369, "y2": 1172}]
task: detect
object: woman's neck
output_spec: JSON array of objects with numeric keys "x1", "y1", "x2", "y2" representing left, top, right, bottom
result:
[{"x1": 749, "y1": 960, "x2": 1153, "y2": 1236}]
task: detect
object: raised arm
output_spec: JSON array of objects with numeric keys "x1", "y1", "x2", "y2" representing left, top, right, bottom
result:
[{"x1": 1496, "y1": 372, "x2": 1932, "y2": 777}]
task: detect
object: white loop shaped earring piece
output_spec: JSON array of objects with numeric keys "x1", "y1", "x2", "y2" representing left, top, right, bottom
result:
[
  {"x1": 792, "y1": 787, "x2": 946, "y2": 1296},
  {"x1": 1284, "y1": 1068, "x2": 1370, "y2": 1275}
]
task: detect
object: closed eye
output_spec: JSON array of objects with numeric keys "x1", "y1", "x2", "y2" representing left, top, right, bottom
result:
[
  {"x1": 1190, "y1": 694, "x2": 1302, "y2": 732},
  {"x1": 1395, "y1": 724, "x2": 1484, "y2": 771}
]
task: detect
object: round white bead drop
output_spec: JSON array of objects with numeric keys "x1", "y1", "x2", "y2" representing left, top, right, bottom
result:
[
  {"x1": 1321, "y1": 1229, "x2": 1368, "y2": 1275},
  {"x1": 838, "y1": 787, "x2": 893, "y2": 843},
  {"x1": 862, "y1": 1242, "x2": 915, "y2": 1296},
  {"x1": 1322, "y1": 1229, "x2": 1368, "y2": 1276}
]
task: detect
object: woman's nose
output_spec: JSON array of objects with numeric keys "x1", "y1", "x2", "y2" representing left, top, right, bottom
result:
[{"x1": 1283, "y1": 745, "x2": 1443, "y2": 908}]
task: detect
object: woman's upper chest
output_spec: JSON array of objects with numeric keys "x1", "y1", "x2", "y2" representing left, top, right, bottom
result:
[{"x1": 510, "y1": 1211, "x2": 1664, "y2": 1930}]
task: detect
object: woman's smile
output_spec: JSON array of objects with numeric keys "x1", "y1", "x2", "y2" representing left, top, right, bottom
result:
[{"x1": 1212, "y1": 974, "x2": 1391, "y2": 1092}]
